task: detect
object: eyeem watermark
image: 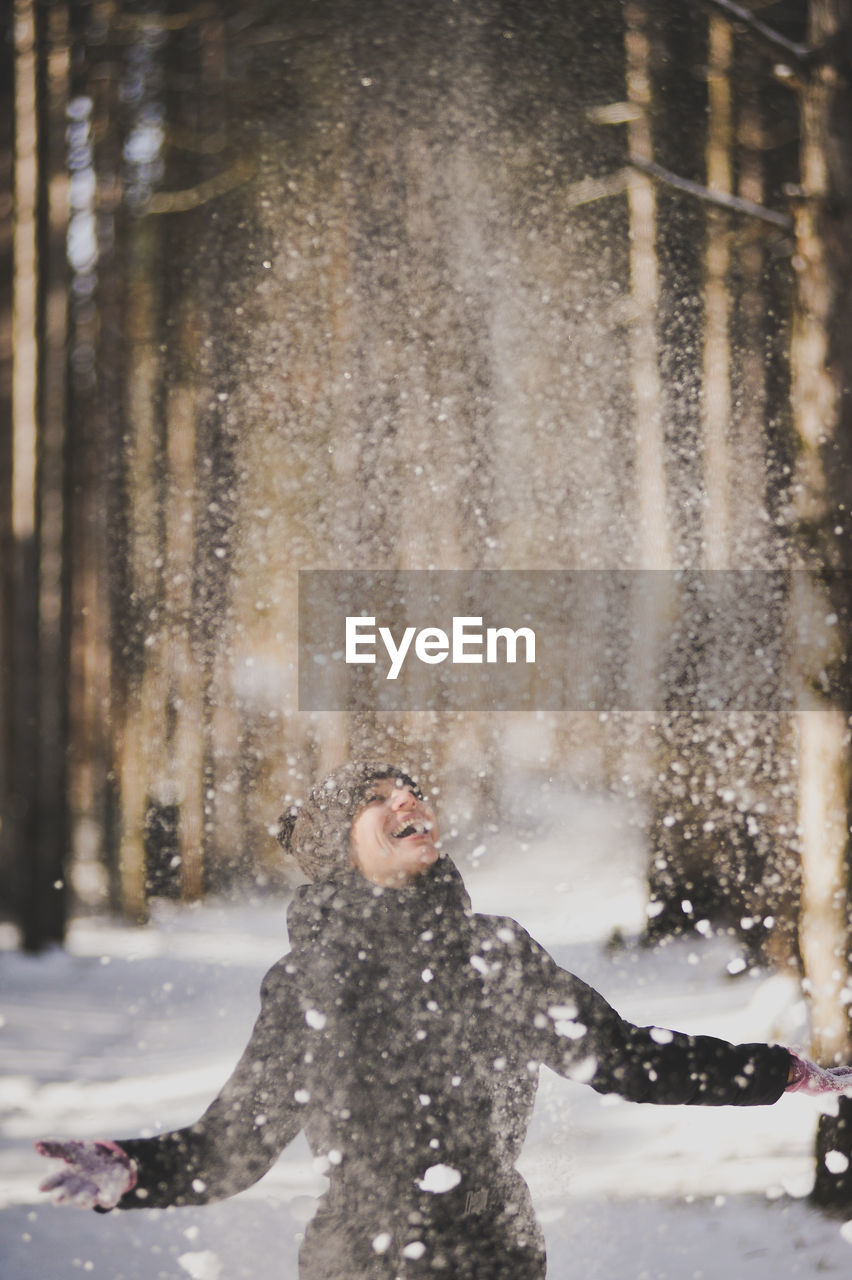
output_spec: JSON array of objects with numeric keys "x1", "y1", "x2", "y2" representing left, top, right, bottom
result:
[
  {"x1": 298, "y1": 569, "x2": 852, "y2": 711},
  {"x1": 345, "y1": 616, "x2": 536, "y2": 680}
]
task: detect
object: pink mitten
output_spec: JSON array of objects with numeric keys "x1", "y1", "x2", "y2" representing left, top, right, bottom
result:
[
  {"x1": 785, "y1": 1051, "x2": 852, "y2": 1096},
  {"x1": 36, "y1": 1139, "x2": 136, "y2": 1209}
]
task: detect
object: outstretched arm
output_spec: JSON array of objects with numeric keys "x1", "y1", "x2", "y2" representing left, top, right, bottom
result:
[
  {"x1": 572, "y1": 980, "x2": 792, "y2": 1107},
  {"x1": 488, "y1": 919, "x2": 792, "y2": 1106},
  {"x1": 38, "y1": 959, "x2": 307, "y2": 1210}
]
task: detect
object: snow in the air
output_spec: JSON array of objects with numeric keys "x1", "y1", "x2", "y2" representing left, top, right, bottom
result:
[
  {"x1": 3, "y1": 785, "x2": 852, "y2": 1278},
  {"x1": 417, "y1": 1164, "x2": 462, "y2": 1194}
]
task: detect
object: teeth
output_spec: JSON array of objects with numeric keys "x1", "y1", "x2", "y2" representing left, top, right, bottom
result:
[{"x1": 392, "y1": 821, "x2": 429, "y2": 838}]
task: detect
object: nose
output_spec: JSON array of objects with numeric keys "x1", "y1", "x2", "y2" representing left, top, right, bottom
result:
[{"x1": 390, "y1": 787, "x2": 416, "y2": 811}]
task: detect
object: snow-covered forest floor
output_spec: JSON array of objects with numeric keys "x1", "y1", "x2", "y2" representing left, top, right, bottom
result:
[{"x1": 3, "y1": 786, "x2": 852, "y2": 1279}]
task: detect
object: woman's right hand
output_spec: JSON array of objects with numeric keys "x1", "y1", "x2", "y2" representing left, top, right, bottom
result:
[{"x1": 35, "y1": 1138, "x2": 137, "y2": 1209}]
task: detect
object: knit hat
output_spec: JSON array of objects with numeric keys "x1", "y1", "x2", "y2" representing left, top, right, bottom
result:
[{"x1": 276, "y1": 760, "x2": 422, "y2": 882}]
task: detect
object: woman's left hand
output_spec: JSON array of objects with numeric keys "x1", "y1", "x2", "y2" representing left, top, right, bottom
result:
[{"x1": 785, "y1": 1051, "x2": 852, "y2": 1095}]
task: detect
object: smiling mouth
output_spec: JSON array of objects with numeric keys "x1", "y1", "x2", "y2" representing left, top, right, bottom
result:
[{"x1": 392, "y1": 821, "x2": 431, "y2": 839}]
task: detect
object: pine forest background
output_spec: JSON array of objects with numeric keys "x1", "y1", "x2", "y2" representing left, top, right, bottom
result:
[{"x1": 3, "y1": 0, "x2": 852, "y2": 1205}]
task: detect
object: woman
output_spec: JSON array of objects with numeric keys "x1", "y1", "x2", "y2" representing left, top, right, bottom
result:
[{"x1": 37, "y1": 760, "x2": 852, "y2": 1279}]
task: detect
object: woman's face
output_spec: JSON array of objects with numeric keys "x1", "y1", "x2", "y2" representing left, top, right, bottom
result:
[{"x1": 349, "y1": 776, "x2": 439, "y2": 887}]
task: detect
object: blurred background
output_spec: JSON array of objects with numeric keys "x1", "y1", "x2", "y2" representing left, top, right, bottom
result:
[{"x1": 3, "y1": 0, "x2": 852, "y2": 1203}]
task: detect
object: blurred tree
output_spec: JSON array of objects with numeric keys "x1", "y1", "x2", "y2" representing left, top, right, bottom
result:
[
  {"x1": 1, "y1": 0, "x2": 71, "y2": 952},
  {"x1": 637, "y1": 3, "x2": 801, "y2": 966},
  {"x1": 65, "y1": 0, "x2": 126, "y2": 916},
  {"x1": 784, "y1": 0, "x2": 852, "y2": 1209},
  {"x1": 624, "y1": 0, "x2": 671, "y2": 575},
  {"x1": 0, "y1": 0, "x2": 15, "y2": 931},
  {"x1": 689, "y1": 0, "x2": 852, "y2": 1211}
]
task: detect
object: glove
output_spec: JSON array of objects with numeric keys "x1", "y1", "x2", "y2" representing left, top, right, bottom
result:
[
  {"x1": 785, "y1": 1051, "x2": 852, "y2": 1096},
  {"x1": 35, "y1": 1138, "x2": 137, "y2": 1210}
]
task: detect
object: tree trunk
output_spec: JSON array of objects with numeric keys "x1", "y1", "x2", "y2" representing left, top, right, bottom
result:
[
  {"x1": 34, "y1": 0, "x2": 71, "y2": 944},
  {"x1": 786, "y1": 0, "x2": 852, "y2": 1209},
  {"x1": 0, "y1": 0, "x2": 17, "y2": 926},
  {"x1": 115, "y1": 208, "x2": 165, "y2": 919},
  {"x1": 4, "y1": 0, "x2": 70, "y2": 950},
  {"x1": 9, "y1": 0, "x2": 41, "y2": 947},
  {"x1": 702, "y1": 13, "x2": 732, "y2": 572}
]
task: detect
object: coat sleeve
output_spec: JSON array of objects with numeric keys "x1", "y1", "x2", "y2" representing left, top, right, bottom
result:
[
  {"x1": 111, "y1": 959, "x2": 307, "y2": 1209},
  {"x1": 490, "y1": 921, "x2": 791, "y2": 1107}
]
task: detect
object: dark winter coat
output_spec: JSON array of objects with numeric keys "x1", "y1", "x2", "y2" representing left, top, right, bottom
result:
[{"x1": 112, "y1": 858, "x2": 791, "y2": 1278}]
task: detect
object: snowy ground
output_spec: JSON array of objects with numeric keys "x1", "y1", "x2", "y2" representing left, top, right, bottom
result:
[{"x1": 3, "y1": 786, "x2": 852, "y2": 1279}]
